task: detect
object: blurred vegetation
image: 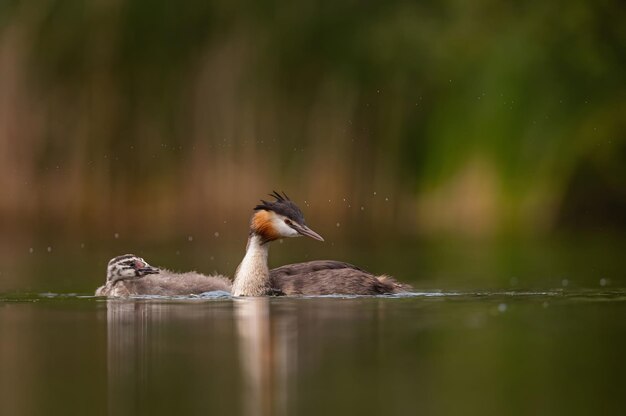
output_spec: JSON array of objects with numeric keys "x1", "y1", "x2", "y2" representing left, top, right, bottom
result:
[{"x1": 0, "y1": 0, "x2": 625, "y2": 243}]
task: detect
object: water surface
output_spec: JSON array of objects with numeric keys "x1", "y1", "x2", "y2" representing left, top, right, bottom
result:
[{"x1": 1, "y1": 290, "x2": 625, "y2": 416}]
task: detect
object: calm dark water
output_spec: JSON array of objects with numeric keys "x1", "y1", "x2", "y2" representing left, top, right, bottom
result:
[
  {"x1": 1, "y1": 290, "x2": 625, "y2": 416},
  {"x1": 1, "y1": 238, "x2": 625, "y2": 415}
]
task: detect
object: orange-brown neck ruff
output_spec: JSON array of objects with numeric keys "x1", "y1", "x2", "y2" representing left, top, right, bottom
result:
[{"x1": 251, "y1": 210, "x2": 280, "y2": 242}]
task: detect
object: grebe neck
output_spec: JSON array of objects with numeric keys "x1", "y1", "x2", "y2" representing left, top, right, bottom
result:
[{"x1": 232, "y1": 234, "x2": 271, "y2": 296}]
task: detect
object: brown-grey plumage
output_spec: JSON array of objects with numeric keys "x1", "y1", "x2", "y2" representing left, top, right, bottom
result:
[
  {"x1": 269, "y1": 260, "x2": 410, "y2": 295},
  {"x1": 96, "y1": 254, "x2": 231, "y2": 297},
  {"x1": 232, "y1": 192, "x2": 411, "y2": 296}
]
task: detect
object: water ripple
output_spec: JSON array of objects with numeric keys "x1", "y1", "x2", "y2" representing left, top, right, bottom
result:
[{"x1": 0, "y1": 289, "x2": 625, "y2": 303}]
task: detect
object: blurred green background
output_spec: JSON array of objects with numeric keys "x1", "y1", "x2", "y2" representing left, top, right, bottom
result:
[{"x1": 0, "y1": 0, "x2": 625, "y2": 292}]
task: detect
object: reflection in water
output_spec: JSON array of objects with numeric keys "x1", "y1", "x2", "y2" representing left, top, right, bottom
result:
[
  {"x1": 105, "y1": 300, "x2": 219, "y2": 415},
  {"x1": 106, "y1": 301, "x2": 150, "y2": 416},
  {"x1": 235, "y1": 298, "x2": 297, "y2": 416},
  {"x1": 98, "y1": 292, "x2": 626, "y2": 416},
  {"x1": 104, "y1": 297, "x2": 382, "y2": 416},
  {"x1": 104, "y1": 297, "x2": 298, "y2": 416}
]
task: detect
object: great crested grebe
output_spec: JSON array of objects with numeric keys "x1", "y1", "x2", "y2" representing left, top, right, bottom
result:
[
  {"x1": 95, "y1": 254, "x2": 232, "y2": 297},
  {"x1": 232, "y1": 192, "x2": 410, "y2": 296}
]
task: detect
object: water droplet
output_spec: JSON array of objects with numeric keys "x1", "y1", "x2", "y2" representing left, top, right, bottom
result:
[
  {"x1": 47, "y1": 246, "x2": 52, "y2": 253},
  {"x1": 498, "y1": 303, "x2": 507, "y2": 312},
  {"x1": 80, "y1": 243, "x2": 85, "y2": 249},
  {"x1": 373, "y1": 191, "x2": 377, "y2": 195},
  {"x1": 188, "y1": 236, "x2": 193, "y2": 242},
  {"x1": 600, "y1": 278, "x2": 608, "y2": 287},
  {"x1": 29, "y1": 248, "x2": 34, "y2": 254},
  {"x1": 114, "y1": 233, "x2": 119, "y2": 239},
  {"x1": 542, "y1": 301, "x2": 549, "y2": 308},
  {"x1": 510, "y1": 277, "x2": 519, "y2": 286},
  {"x1": 210, "y1": 256, "x2": 215, "y2": 261},
  {"x1": 561, "y1": 279, "x2": 569, "y2": 287},
  {"x1": 214, "y1": 232, "x2": 220, "y2": 238},
  {"x1": 336, "y1": 222, "x2": 341, "y2": 227},
  {"x1": 360, "y1": 206, "x2": 365, "y2": 211}
]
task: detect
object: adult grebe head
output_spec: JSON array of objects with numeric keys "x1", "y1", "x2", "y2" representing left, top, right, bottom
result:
[{"x1": 250, "y1": 191, "x2": 324, "y2": 243}]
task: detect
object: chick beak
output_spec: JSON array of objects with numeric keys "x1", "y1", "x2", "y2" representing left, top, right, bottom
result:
[
  {"x1": 137, "y1": 266, "x2": 160, "y2": 276},
  {"x1": 294, "y1": 224, "x2": 325, "y2": 241}
]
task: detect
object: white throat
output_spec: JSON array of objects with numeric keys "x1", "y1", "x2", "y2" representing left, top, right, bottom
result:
[{"x1": 232, "y1": 234, "x2": 271, "y2": 296}]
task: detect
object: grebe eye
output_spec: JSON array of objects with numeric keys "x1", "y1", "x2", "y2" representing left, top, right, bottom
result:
[{"x1": 284, "y1": 219, "x2": 292, "y2": 226}]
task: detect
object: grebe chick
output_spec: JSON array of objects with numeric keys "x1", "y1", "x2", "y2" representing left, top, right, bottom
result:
[
  {"x1": 95, "y1": 254, "x2": 231, "y2": 297},
  {"x1": 232, "y1": 192, "x2": 411, "y2": 296}
]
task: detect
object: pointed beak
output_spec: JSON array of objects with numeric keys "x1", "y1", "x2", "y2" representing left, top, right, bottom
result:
[
  {"x1": 137, "y1": 266, "x2": 160, "y2": 276},
  {"x1": 294, "y1": 224, "x2": 324, "y2": 241}
]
